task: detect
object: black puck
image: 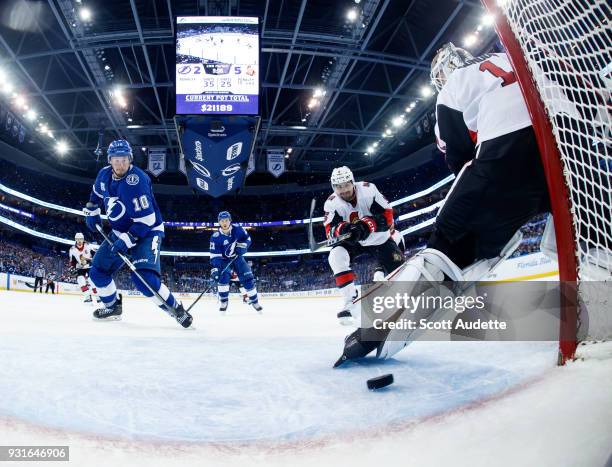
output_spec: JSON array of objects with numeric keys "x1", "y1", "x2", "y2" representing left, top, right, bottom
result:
[{"x1": 367, "y1": 373, "x2": 394, "y2": 390}]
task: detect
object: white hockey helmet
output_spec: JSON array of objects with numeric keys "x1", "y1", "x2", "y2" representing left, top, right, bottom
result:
[
  {"x1": 75, "y1": 232, "x2": 85, "y2": 242},
  {"x1": 430, "y1": 42, "x2": 474, "y2": 92},
  {"x1": 330, "y1": 166, "x2": 354, "y2": 188}
]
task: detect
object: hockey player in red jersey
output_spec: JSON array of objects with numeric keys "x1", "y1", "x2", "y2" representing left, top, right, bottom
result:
[
  {"x1": 324, "y1": 166, "x2": 404, "y2": 324},
  {"x1": 69, "y1": 232, "x2": 99, "y2": 303},
  {"x1": 335, "y1": 43, "x2": 551, "y2": 365}
]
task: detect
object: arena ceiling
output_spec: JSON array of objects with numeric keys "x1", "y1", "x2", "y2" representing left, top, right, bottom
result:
[{"x1": 0, "y1": 0, "x2": 498, "y2": 182}]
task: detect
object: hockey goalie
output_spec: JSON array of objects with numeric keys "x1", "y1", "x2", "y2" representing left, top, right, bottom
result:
[{"x1": 335, "y1": 43, "x2": 554, "y2": 366}]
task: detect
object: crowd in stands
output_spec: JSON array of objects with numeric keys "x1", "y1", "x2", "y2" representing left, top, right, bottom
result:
[{"x1": 0, "y1": 156, "x2": 452, "y2": 224}]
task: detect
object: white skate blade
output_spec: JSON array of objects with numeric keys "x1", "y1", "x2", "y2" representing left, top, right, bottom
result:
[{"x1": 92, "y1": 315, "x2": 122, "y2": 322}]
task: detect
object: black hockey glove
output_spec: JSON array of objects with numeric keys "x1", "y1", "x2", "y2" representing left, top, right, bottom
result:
[{"x1": 349, "y1": 217, "x2": 377, "y2": 242}]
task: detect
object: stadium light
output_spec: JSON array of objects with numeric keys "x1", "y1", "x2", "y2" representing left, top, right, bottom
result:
[
  {"x1": 346, "y1": 8, "x2": 359, "y2": 22},
  {"x1": 287, "y1": 147, "x2": 293, "y2": 154},
  {"x1": 1, "y1": 82, "x2": 13, "y2": 94},
  {"x1": 112, "y1": 86, "x2": 127, "y2": 108},
  {"x1": 482, "y1": 13, "x2": 495, "y2": 26},
  {"x1": 373, "y1": 142, "x2": 379, "y2": 148},
  {"x1": 307, "y1": 98, "x2": 319, "y2": 109},
  {"x1": 392, "y1": 115, "x2": 405, "y2": 127},
  {"x1": 463, "y1": 34, "x2": 478, "y2": 47},
  {"x1": 384, "y1": 128, "x2": 392, "y2": 136},
  {"x1": 313, "y1": 88, "x2": 326, "y2": 98},
  {"x1": 420, "y1": 86, "x2": 433, "y2": 98},
  {"x1": 55, "y1": 140, "x2": 68, "y2": 155},
  {"x1": 79, "y1": 7, "x2": 92, "y2": 21},
  {"x1": 367, "y1": 145, "x2": 376, "y2": 153},
  {"x1": 25, "y1": 110, "x2": 37, "y2": 121},
  {"x1": 14, "y1": 95, "x2": 27, "y2": 109}
]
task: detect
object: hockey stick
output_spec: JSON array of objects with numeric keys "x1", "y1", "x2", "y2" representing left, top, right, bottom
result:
[
  {"x1": 307, "y1": 198, "x2": 352, "y2": 252},
  {"x1": 95, "y1": 225, "x2": 178, "y2": 319},
  {"x1": 186, "y1": 256, "x2": 237, "y2": 313}
]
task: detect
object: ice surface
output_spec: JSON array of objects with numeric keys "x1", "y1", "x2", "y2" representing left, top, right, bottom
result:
[{"x1": 0, "y1": 290, "x2": 610, "y2": 466}]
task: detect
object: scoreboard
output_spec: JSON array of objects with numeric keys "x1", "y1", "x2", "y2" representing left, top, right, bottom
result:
[{"x1": 176, "y1": 16, "x2": 260, "y2": 115}]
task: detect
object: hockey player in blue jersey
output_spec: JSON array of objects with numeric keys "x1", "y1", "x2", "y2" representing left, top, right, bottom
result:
[
  {"x1": 209, "y1": 211, "x2": 262, "y2": 314},
  {"x1": 83, "y1": 139, "x2": 193, "y2": 327}
]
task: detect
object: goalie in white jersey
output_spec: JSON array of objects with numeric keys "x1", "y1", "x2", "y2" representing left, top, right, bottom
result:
[
  {"x1": 324, "y1": 166, "x2": 404, "y2": 324},
  {"x1": 69, "y1": 233, "x2": 99, "y2": 303},
  {"x1": 335, "y1": 44, "x2": 552, "y2": 365}
]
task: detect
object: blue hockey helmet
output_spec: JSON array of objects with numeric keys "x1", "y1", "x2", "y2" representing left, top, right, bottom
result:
[
  {"x1": 107, "y1": 139, "x2": 133, "y2": 163},
  {"x1": 218, "y1": 211, "x2": 232, "y2": 222}
]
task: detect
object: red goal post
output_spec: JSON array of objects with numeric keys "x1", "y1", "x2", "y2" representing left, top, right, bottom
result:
[{"x1": 481, "y1": 0, "x2": 612, "y2": 364}]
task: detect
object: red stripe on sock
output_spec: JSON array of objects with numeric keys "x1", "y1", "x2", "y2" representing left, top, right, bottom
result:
[{"x1": 335, "y1": 271, "x2": 355, "y2": 287}]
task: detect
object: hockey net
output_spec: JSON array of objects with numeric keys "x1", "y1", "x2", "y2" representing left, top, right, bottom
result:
[{"x1": 482, "y1": 0, "x2": 612, "y2": 363}]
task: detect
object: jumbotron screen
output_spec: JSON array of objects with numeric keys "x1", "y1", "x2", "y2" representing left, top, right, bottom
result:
[{"x1": 175, "y1": 16, "x2": 260, "y2": 115}]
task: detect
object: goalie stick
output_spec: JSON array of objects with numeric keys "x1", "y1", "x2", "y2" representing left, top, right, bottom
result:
[{"x1": 308, "y1": 198, "x2": 352, "y2": 252}]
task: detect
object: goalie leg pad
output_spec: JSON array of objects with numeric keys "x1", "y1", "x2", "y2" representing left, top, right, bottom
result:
[{"x1": 375, "y1": 248, "x2": 464, "y2": 360}]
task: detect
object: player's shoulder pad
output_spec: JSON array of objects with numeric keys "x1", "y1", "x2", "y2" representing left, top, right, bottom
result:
[
  {"x1": 97, "y1": 165, "x2": 112, "y2": 180},
  {"x1": 358, "y1": 180, "x2": 377, "y2": 191},
  {"x1": 326, "y1": 193, "x2": 336, "y2": 201}
]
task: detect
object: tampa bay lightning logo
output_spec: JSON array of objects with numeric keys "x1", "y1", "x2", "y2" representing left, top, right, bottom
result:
[
  {"x1": 190, "y1": 161, "x2": 211, "y2": 178},
  {"x1": 177, "y1": 65, "x2": 191, "y2": 74},
  {"x1": 126, "y1": 174, "x2": 139, "y2": 185},
  {"x1": 106, "y1": 197, "x2": 126, "y2": 221},
  {"x1": 224, "y1": 242, "x2": 236, "y2": 257},
  {"x1": 222, "y1": 163, "x2": 241, "y2": 177}
]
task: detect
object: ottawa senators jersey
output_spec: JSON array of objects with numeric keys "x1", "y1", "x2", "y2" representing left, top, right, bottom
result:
[
  {"x1": 434, "y1": 52, "x2": 532, "y2": 174},
  {"x1": 69, "y1": 243, "x2": 95, "y2": 270},
  {"x1": 323, "y1": 181, "x2": 394, "y2": 247}
]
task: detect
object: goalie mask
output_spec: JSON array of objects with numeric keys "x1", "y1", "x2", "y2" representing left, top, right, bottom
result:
[{"x1": 430, "y1": 43, "x2": 474, "y2": 92}]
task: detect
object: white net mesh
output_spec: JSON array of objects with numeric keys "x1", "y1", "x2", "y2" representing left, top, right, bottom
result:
[{"x1": 495, "y1": 0, "x2": 612, "y2": 341}]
